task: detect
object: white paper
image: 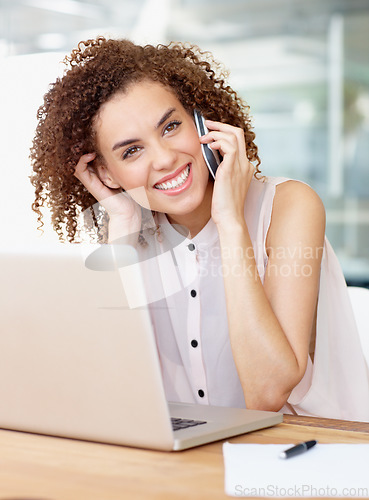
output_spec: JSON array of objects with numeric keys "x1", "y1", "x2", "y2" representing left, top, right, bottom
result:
[{"x1": 223, "y1": 442, "x2": 369, "y2": 497}]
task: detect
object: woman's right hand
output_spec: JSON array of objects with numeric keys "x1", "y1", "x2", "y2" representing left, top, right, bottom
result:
[{"x1": 74, "y1": 153, "x2": 142, "y2": 243}]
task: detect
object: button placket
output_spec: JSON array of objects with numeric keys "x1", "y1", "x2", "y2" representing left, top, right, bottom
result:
[
  {"x1": 173, "y1": 240, "x2": 198, "y2": 289},
  {"x1": 185, "y1": 258, "x2": 209, "y2": 405}
]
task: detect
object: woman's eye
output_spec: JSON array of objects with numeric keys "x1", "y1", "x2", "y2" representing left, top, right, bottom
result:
[
  {"x1": 164, "y1": 120, "x2": 181, "y2": 135},
  {"x1": 122, "y1": 145, "x2": 141, "y2": 160}
]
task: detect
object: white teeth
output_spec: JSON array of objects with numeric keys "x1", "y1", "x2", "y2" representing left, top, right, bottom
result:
[{"x1": 155, "y1": 165, "x2": 190, "y2": 190}]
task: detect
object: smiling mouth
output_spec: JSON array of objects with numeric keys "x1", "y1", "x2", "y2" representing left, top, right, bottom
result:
[{"x1": 154, "y1": 164, "x2": 190, "y2": 190}]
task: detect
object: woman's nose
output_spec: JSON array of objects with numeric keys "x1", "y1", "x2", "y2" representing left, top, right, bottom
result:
[{"x1": 150, "y1": 141, "x2": 177, "y2": 171}]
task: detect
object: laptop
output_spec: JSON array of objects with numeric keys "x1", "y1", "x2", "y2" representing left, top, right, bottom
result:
[{"x1": 0, "y1": 243, "x2": 282, "y2": 451}]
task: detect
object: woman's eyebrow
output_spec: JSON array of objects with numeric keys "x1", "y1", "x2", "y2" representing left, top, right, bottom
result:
[
  {"x1": 112, "y1": 108, "x2": 177, "y2": 152},
  {"x1": 156, "y1": 107, "x2": 176, "y2": 128},
  {"x1": 112, "y1": 137, "x2": 139, "y2": 151}
]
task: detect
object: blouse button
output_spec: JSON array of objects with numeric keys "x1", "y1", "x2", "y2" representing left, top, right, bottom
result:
[
  {"x1": 188, "y1": 243, "x2": 195, "y2": 251},
  {"x1": 191, "y1": 339, "x2": 198, "y2": 348},
  {"x1": 190, "y1": 289, "x2": 197, "y2": 298},
  {"x1": 198, "y1": 389, "x2": 205, "y2": 398}
]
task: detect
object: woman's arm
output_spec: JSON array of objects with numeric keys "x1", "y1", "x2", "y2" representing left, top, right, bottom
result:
[
  {"x1": 219, "y1": 182, "x2": 325, "y2": 411},
  {"x1": 202, "y1": 122, "x2": 325, "y2": 411}
]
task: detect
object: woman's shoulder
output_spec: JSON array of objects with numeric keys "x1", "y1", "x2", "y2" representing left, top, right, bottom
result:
[
  {"x1": 267, "y1": 178, "x2": 326, "y2": 247},
  {"x1": 274, "y1": 179, "x2": 325, "y2": 214},
  {"x1": 252, "y1": 175, "x2": 324, "y2": 212},
  {"x1": 249, "y1": 175, "x2": 324, "y2": 214}
]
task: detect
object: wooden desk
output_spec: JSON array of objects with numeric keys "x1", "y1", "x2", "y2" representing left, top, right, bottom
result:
[{"x1": 1, "y1": 415, "x2": 369, "y2": 500}]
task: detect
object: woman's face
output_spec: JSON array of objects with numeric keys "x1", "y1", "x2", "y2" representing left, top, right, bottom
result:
[{"x1": 94, "y1": 80, "x2": 212, "y2": 225}]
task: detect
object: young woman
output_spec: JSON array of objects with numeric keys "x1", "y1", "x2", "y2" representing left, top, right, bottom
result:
[{"x1": 30, "y1": 37, "x2": 369, "y2": 421}]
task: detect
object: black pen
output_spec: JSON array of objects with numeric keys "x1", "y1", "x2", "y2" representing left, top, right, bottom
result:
[{"x1": 279, "y1": 440, "x2": 317, "y2": 459}]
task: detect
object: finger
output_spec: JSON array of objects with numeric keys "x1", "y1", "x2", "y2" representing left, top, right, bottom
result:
[
  {"x1": 200, "y1": 130, "x2": 237, "y2": 147},
  {"x1": 209, "y1": 139, "x2": 252, "y2": 177},
  {"x1": 205, "y1": 135, "x2": 244, "y2": 162},
  {"x1": 201, "y1": 128, "x2": 247, "y2": 157},
  {"x1": 204, "y1": 120, "x2": 246, "y2": 149},
  {"x1": 208, "y1": 140, "x2": 238, "y2": 164},
  {"x1": 74, "y1": 153, "x2": 117, "y2": 202},
  {"x1": 204, "y1": 119, "x2": 243, "y2": 136},
  {"x1": 74, "y1": 153, "x2": 97, "y2": 180}
]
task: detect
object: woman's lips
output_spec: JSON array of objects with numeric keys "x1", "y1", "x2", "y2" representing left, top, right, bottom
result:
[
  {"x1": 154, "y1": 163, "x2": 193, "y2": 195},
  {"x1": 154, "y1": 163, "x2": 189, "y2": 186}
]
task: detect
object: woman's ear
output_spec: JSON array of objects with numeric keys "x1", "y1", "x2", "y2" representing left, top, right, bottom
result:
[{"x1": 96, "y1": 164, "x2": 121, "y2": 189}]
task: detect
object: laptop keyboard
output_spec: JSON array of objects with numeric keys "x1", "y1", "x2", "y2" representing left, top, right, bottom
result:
[{"x1": 171, "y1": 417, "x2": 207, "y2": 431}]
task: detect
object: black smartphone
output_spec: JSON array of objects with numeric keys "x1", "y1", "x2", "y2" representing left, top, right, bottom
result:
[{"x1": 194, "y1": 110, "x2": 222, "y2": 179}]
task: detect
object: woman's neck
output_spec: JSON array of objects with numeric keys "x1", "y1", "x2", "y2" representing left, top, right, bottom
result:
[{"x1": 166, "y1": 181, "x2": 213, "y2": 238}]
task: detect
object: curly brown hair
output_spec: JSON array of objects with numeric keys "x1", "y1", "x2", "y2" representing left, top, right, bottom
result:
[{"x1": 30, "y1": 36, "x2": 261, "y2": 243}]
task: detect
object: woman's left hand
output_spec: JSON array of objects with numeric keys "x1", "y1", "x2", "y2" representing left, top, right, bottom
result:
[{"x1": 200, "y1": 120, "x2": 254, "y2": 228}]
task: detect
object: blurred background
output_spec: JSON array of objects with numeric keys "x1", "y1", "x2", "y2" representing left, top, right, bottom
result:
[{"x1": 0, "y1": 0, "x2": 368, "y2": 286}]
